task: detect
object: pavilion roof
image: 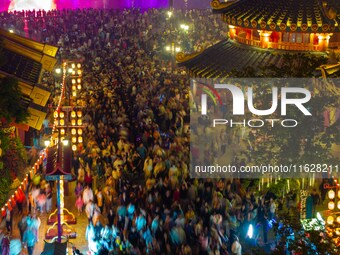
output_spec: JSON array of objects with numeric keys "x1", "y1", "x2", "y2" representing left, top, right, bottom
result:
[
  {"x1": 177, "y1": 39, "x2": 326, "y2": 78},
  {"x1": 211, "y1": 0, "x2": 340, "y2": 33}
]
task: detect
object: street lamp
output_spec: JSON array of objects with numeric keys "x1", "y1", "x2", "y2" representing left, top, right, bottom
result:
[
  {"x1": 44, "y1": 140, "x2": 51, "y2": 147},
  {"x1": 180, "y1": 24, "x2": 189, "y2": 31},
  {"x1": 165, "y1": 42, "x2": 181, "y2": 72},
  {"x1": 167, "y1": 11, "x2": 173, "y2": 19}
]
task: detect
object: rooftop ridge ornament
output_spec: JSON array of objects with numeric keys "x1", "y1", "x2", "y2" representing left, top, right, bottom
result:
[
  {"x1": 210, "y1": 0, "x2": 238, "y2": 10},
  {"x1": 176, "y1": 50, "x2": 205, "y2": 63},
  {"x1": 321, "y1": 1, "x2": 338, "y2": 21}
]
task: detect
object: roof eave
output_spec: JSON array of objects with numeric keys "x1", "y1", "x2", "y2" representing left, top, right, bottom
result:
[{"x1": 210, "y1": 0, "x2": 238, "y2": 13}]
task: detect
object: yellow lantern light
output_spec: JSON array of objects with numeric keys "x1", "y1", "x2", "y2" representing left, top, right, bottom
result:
[
  {"x1": 71, "y1": 119, "x2": 76, "y2": 126},
  {"x1": 72, "y1": 91, "x2": 77, "y2": 97},
  {"x1": 78, "y1": 137, "x2": 83, "y2": 143},
  {"x1": 71, "y1": 63, "x2": 76, "y2": 69},
  {"x1": 327, "y1": 215, "x2": 334, "y2": 225},
  {"x1": 77, "y1": 78, "x2": 81, "y2": 83},
  {"x1": 77, "y1": 129, "x2": 82, "y2": 135},
  {"x1": 338, "y1": 201, "x2": 340, "y2": 210},
  {"x1": 328, "y1": 201, "x2": 335, "y2": 210},
  {"x1": 77, "y1": 119, "x2": 82, "y2": 125},
  {"x1": 77, "y1": 70, "x2": 82, "y2": 75},
  {"x1": 68, "y1": 68, "x2": 73, "y2": 73},
  {"x1": 54, "y1": 111, "x2": 58, "y2": 118},
  {"x1": 59, "y1": 119, "x2": 65, "y2": 126},
  {"x1": 72, "y1": 79, "x2": 76, "y2": 84},
  {"x1": 328, "y1": 190, "x2": 335, "y2": 200},
  {"x1": 77, "y1": 63, "x2": 81, "y2": 68},
  {"x1": 71, "y1": 111, "x2": 76, "y2": 118},
  {"x1": 72, "y1": 145, "x2": 77, "y2": 151},
  {"x1": 72, "y1": 85, "x2": 76, "y2": 91},
  {"x1": 77, "y1": 84, "x2": 82, "y2": 90},
  {"x1": 77, "y1": 111, "x2": 82, "y2": 118},
  {"x1": 338, "y1": 190, "x2": 340, "y2": 199},
  {"x1": 60, "y1": 129, "x2": 65, "y2": 135},
  {"x1": 71, "y1": 128, "x2": 77, "y2": 135},
  {"x1": 337, "y1": 216, "x2": 340, "y2": 224},
  {"x1": 72, "y1": 137, "x2": 77, "y2": 143},
  {"x1": 59, "y1": 112, "x2": 65, "y2": 118},
  {"x1": 72, "y1": 71, "x2": 76, "y2": 75}
]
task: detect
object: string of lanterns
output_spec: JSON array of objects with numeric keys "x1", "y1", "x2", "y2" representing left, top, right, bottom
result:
[{"x1": 1, "y1": 62, "x2": 68, "y2": 216}]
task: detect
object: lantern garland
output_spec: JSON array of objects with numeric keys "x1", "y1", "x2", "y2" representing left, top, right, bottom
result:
[{"x1": 0, "y1": 63, "x2": 67, "y2": 214}]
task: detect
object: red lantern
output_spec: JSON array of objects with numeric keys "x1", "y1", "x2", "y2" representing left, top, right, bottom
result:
[
  {"x1": 10, "y1": 198, "x2": 16, "y2": 207},
  {"x1": 1, "y1": 208, "x2": 5, "y2": 217},
  {"x1": 15, "y1": 191, "x2": 20, "y2": 201},
  {"x1": 6, "y1": 203, "x2": 12, "y2": 211}
]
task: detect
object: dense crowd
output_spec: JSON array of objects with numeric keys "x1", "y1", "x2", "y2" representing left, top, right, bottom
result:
[{"x1": 0, "y1": 7, "x2": 315, "y2": 255}]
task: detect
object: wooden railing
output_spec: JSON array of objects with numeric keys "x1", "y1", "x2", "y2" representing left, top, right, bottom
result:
[
  {"x1": 329, "y1": 42, "x2": 340, "y2": 49},
  {"x1": 268, "y1": 42, "x2": 319, "y2": 51},
  {"x1": 234, "y1": 35, "x2": 323, "y2": 51},
  {"x1": 234, "y1": 35, "x2": 261, "y2": 47}
]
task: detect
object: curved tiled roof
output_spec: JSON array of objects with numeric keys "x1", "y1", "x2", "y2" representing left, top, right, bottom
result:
[
  {"x1": 177, "y1": 39, "x2": 326, "y2": 78},
  {"x1": 211, "y1": 0, "x2": 340, "y2": 33}
]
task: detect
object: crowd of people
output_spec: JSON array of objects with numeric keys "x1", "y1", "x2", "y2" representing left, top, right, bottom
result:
[{"x1": 0, "y1": 7, "x2": 313, "y2": 255}]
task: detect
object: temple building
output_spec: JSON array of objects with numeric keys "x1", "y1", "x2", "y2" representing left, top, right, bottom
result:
[
  {"x1": 0, "y1": 29, "x2": 58, "y2": 130},
  {"x1": 177, "y1": 0, "x2": 340, "y2": 78}
]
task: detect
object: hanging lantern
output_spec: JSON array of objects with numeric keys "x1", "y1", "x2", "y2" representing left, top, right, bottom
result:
[
  {"x1": 72, "y1": 71, "x2": 76, "y2": 75},
  {"x1": 77, "y1": 63, "x2": 81, "y2": 68},
  {"x1": 60, "y1": 129, "x2": 65, "y2": 135},
  {"x1": 71, "y1": 63, "x2": 76, "y2": 69},
  {"x1": 338, "y1": 201, "x2": 340, "y2": 210},
  {"x1": 338, "y1": 190, "x2": 340, "y2": 199},
  {"x1": 77, "y1": 129, "x2": 83, "y2": 135},
  {"x1": 72, "y1": 79, "x2": 76, "y2": 84},
  {"x1": 71, "y1": 119, "x2": 76, "y2": 126},
  {"x1": 54, "y1": 111, "x2": 58, "y2": 118},
  {"x1": 6, "y1": 202, "x2": 12, "y2": 211},
  {"x1": 77, "y1": 119, "x2": 82, "y2": 125},
  {"x1": 59, "y1": 112, "x2": 65, "y2": 118},
  {"x1": 337, "y1": 216, "x2": 340, "y2": 224},
  {"x1": 77, "y1": 70, "x2": 82, "y2": 75},
  {"x1": 72, "y1": 91, "x2": 77, "y2": 97},
  {"x1": 328, "y1": 190, "x2": 335, "y2": 200},
  {"x1": 77, "y1": 84, "x2": 82, "y2": 90},
  {"x1": 72, "y1": 145, "x2": 77, "y2": 151},
  {"x1": 77, "y1": 111, "x2": 82, "y2": 118},
  {"x1": 59, "y1": 119, "x2": 65, "y2": 126},
  {"x1": 327, "y1": 215, "x2": 334, "y2": 225},
  {"x1": 77, "y1": 78, "x2": 81, "y2": 83},
  {"x1": 328, "y1": 201, "x2": 335, "y2": 210},
  {"x1": 71, "y1": 128, "x2": 77, "y2": 135},
  {"x1": 71, "y1": 111, "x2": 76, "y2": 118},
  {"x1": 1, "y1": 208, "x2": 6, "y2": 217},
  {"x1": 72, "y1": 136, "x2": 77, "y2": 143},
  {"x1": 72, "y1": 85, "x2": 76, "y2": 91},
  {"x1": 78, "y1": 137, "x2": 83, "y2": 143}
]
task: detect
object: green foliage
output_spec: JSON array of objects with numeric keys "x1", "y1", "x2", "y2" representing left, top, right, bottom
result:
[
  {"x1": 272, "y1": 209, "x2": 340, "y2": 255},
  {"x1": 0, "y1": 76, "x2": 29, "y2": 124},
  {"x1": 0, "y1": 167, "x2": 12, "y2": 206},
  {"x1": 0, "y1": 129, "x2": 11, "y2": 153},
  {"x1": 14, "y1": 137, "x2": 28, "y2": 162}
]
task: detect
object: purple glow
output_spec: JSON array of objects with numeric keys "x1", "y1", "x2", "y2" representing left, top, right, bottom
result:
[{"x1": 0, "y1": 0, "x2": 211, "y2": 12}]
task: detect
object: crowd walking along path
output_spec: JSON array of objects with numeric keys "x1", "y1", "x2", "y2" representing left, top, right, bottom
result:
[{"x1": 1, "y1": 180, "x2": 92, "y2": 255}]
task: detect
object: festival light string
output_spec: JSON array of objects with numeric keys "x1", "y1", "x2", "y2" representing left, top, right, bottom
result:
[{"x1": 1, "y1": 62, "x2": 67, "y2": 215}]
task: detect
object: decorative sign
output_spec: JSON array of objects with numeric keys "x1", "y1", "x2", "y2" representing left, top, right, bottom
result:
[{"x1": 300, "y1": 190, "x2": 308, "y2": 220}]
